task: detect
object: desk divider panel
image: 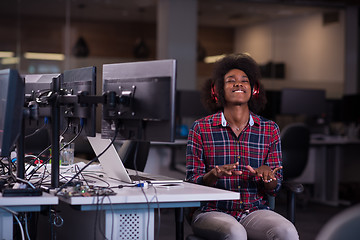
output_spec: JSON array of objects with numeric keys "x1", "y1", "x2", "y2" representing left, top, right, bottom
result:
[{"x1": 105, "y1": 208, "x2": 155, "y2": 240}]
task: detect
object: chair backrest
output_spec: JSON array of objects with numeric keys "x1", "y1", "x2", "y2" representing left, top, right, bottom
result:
[
  {"x1": 281, "y1": 123, "x2": 310, "y2": 181},
  {"x1": 316, "y1": 204, "x2": 360, "y2": 240},
  {"x1": 118, "y1": 140, "x2": 150, "y2": 172}
]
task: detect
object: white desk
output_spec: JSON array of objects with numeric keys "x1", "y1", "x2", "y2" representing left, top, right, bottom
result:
[
  {"x1": 311, "y1": 136, "x2": 360, "y2": 206},
  {"x1": 57, "y1": 179, "x2": 239, "y2": 240},
  {"x1": 0, "y1": 192, "x2": 58, "y2": 240}
]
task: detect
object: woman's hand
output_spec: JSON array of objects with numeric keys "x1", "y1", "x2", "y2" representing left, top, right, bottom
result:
[
  {"x1": 246, "y1": 165, "x2": 282, "y2": 189},
  {"x1": 213, "y1": 162, "x2": 243, "y2": 177},
  {"x1": 203, "y1": 162, "x2": 242, "y2": 186}
]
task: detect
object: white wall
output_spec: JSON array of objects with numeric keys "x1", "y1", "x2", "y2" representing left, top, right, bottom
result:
[{"x1": 235, "y1": 11, "x2": 345, "y2": 99}]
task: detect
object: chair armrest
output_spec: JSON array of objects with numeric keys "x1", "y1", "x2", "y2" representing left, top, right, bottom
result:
[{"x1": 283, "y1": 181, "x2": 304, "y2": 194}]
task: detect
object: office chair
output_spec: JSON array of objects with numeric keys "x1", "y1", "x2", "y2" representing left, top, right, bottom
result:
[
  {"x1": 316, "y1": 204, "x2": 360, "y2": 240},
  {"x1": 118, "y1": 140, "x2": 150, "y2": 172},
  {"x1": 280, "y1": 122, "x2": 310, "y2": 224}
]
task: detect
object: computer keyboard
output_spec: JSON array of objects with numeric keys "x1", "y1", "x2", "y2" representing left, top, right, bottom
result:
[{"x1": 129, "y1": 175, "x2": 153, "y2": 181}]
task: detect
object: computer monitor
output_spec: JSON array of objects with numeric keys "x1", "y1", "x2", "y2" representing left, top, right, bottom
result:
[
  {"x1": 280, "y1": 88, "x2": 326, "y2": 116},
  {"x1": 260, "y1": 90, "x2": 282, "y2": 121},
  {"x1": 176, "y1": 90, "x2": 209, "y2": 119},
  {"x1": 23, "y1": 73, "x2": 60, "y2": 156},
  {"x1": 342, "y1": 94, "x2": 360, "y2": 124},
  {"x1": 24, "y1": 73, "x2": 59, "y2": 97},
  {"x1": 61, "y1": 66, "x2": 97, "y2": 137},
  {"x1": 175, "y1": 89, "x2": 210, "y2": 138},
  {"x1": 0, "y1": 69, "x2": 25, "y2": 157},
  {"x1": 101, "y1": 59, "x2": 177, "y2": 142}
]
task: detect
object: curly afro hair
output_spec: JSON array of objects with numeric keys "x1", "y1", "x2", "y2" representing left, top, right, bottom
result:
[{"x1": 201, "y1": 53, "x2": 267, "y2": 114}]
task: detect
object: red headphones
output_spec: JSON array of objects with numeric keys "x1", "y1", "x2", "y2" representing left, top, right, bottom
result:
[
  {"x1": 211, "y1": 83, "x2": 218, "y2": 102},
  {"x1": 252, "y1": 82, "x2": 260, "y2": 98}
]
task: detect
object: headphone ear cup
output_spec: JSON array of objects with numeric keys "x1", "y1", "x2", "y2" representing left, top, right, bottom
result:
[
  {"x1": 252, "y1": 83, "x2": 260, "y2": 97},
  {"x1": 211, "y1": 83, "x2": 219, "y2": 103}
]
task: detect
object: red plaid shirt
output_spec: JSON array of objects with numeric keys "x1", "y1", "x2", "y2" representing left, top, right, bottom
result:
[{"x1": 186, "y1": 111, "x2": 282, "y2": 220}]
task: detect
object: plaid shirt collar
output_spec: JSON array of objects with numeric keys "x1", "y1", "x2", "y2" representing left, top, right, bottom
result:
[{"x1": 212, "y1": 111, "x2": 257, "y2": 128}]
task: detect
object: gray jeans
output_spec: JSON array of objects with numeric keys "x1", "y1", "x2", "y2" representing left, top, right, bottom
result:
[{"x1": 191, "y1": 209, "x2": 299, "y2": 240}]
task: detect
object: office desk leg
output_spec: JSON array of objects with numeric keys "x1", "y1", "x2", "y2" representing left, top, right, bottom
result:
[
  {"x1": 313, "y1": 144, "x2": 348, "y2": 206},
  {"x1": 175, "y1": 208, "x2": 184, "y2": 240},
  {"x1": 0, "y1": 212, "x2": 13, "y2": 240},
  {"x1": 314, "y1": 146, "x2": 327, "y2": 203},
  {"x1": 327, "y1": 145, "x2": 340, "y2": 204}
]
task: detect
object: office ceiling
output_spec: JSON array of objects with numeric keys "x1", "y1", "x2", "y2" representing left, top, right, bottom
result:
[{"x1": 0, "y1": 0, "x2": 357, "y2": 27}]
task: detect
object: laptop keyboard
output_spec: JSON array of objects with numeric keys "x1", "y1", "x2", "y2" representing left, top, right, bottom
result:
[{"x1": 129, "y1": 175, "x2": 153, "y2": 181}]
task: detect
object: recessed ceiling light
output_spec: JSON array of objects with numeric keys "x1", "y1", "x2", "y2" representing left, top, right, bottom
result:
[
  {"x1": 0, "y1": 51, "x2": 14, "y2": 58},
  {"x1": 24, "y1": 52, "x2": 65, "y2": 61}
]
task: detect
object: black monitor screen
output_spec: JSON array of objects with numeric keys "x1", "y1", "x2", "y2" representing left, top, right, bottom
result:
[
  {"x1": 176, "y1": 90, "x2": 209, "y2": 118},
  {"x1": 342, "y1": 94, "x2": 360, "y2": 123},
  {"x1": 101, "y1": 59, "x2": 176, "y2": 142},
  {"x1": 260, "y1": 90, "x2": 282, "y2": 121},
  {"x1": 0, "y1": 69, "x2": 24, "y2": 157},
  {"x1": 24, "y1": 73, "x2": 59, "y2": 97},
  {"x1": 24, "y1": 73, "x2": 60, "y2": 118},
  {"x1": 61, "y1": 66, "x2": 96, "y2": 137},
  {"x1": 23, "y1": 73, "x2": 59, "y2": 155},
  {"x1": 280, "y1": 88, "x2": 326, "y2": 116}
]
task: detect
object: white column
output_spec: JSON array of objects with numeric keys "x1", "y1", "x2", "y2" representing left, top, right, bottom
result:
[{"x1": 157, "y1": 0, "x2": 198, "y2": 90}]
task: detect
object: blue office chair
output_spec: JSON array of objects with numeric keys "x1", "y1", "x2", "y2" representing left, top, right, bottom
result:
[{"x1": 316, "y1": 204, "x2": 360, "y2": 240}]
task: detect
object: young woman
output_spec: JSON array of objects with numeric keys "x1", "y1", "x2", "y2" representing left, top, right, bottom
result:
[{"x1": 186, "y1": 53, "x2": 299, "y2": 239}]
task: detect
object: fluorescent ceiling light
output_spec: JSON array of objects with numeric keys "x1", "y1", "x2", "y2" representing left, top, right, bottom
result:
[
  {"x1": 204, "y1": 54, "x2": 227, "y2": 63},
  {"x1": 1, "y1": 57, "x2": 19, "y2": 65},
  {"x1": 0, "y1": 51, "x2": 14, "y2": 58},
  {"x1": 24, "y1": 52, "x2": 65, "y2": 61}
]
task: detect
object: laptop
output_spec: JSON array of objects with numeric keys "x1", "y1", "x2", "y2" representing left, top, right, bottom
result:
[{"x1": 87, "y1": 134, "x2": 183, "y2": 184}]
